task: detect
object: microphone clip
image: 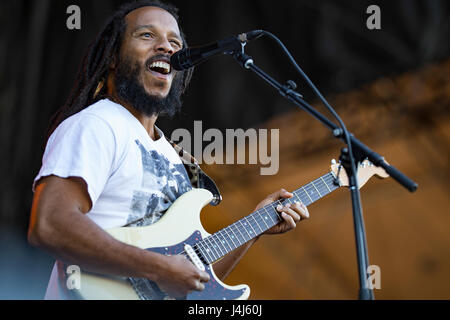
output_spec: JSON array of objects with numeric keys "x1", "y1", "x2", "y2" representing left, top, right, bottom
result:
[{"x1": 237, "y1": 33, "x2": 250, "y2": 44}]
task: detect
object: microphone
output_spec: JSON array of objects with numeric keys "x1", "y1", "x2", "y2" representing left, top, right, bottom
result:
[{"x1": 170, "y1": 30, "x2": 263, "y2": 71}]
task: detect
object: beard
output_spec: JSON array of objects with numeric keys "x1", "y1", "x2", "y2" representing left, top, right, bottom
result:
[{"x1": 114, "y1": 55, "x2": 184, "y2": 118}]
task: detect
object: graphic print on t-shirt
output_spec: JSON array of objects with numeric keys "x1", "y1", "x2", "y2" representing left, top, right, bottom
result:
[{"x1": 127, "y1": 139, "x2": 192, "y2": 227}]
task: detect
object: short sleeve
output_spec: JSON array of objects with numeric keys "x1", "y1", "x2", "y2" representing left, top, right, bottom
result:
[{"x1": 33, "y1": 113, "x2": 117, "y2": 208}]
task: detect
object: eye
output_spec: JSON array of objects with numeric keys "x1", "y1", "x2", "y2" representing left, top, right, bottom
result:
[
  {"x1": 170, "y1": 40, "x2": 182, "y2": 48},
  {"x1": 141, "y1": 32, "x2": 153, "y2": 39}
]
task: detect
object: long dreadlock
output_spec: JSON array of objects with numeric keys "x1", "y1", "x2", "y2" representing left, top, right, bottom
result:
[{"x1": 46, "y1": 0, "x2": 194, "y2": 141}]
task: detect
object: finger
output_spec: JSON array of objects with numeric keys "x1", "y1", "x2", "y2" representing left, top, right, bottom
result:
[
  {"x1": 277, "y1": 205, "x2": 297, "y2": 228},
  {"x1": 291, "y1": 202, "x2": 310, "y2": 219},
  {"x1": 280, "y1": 212, "x2": 297, "y2": 229},
  {"x1": 195, "y1": 281, "x2": 205, "y2": 291},
  {"x1": 199, "y1": 271, "x2": 210, "y2": 283},
  {"x1": 277, "y1": 203, "x2": 301, "y2": 222},
  {"x1": 279, "y1": 189, "x2": 294, "y2": 199},
  {"x1": 270, "y1": 189, "x2": 293, "y2": 201}
]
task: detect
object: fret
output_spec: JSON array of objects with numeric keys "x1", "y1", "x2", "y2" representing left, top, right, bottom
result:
[
  {"x1": 224, "y1": 226, "x2": 240, "y2": 249},
  {"x1": 270, "y1": 205, "x2": 283, "y2": 224},
  {"x1": 263, "y1": 206, "x2": 279, "y2": 225},
  {"x1": 228, "y1": 222, "x2": 245, "y2": 245},
  {"x1": 301, "y1": 186, "x2": 313, "y2": 204},
  {"x1": 217, "y1": 230, "x2": 233, "y2": 253},
  {"x1": 248, "y1": 214, "x2": 263, "y2": 235},
  {"x1": 243, "y1": 217, "x2": 257, "y2": 238},
  {"x1": 228, "y1": 219, "x2": 254, "y2": 249},
  {"x1": 311, "y1": 181, "x2": 322, "y2": 197},
  {"x1": 211, "y1": 234, "x2": 226, "y2": 257},
  {"x1": 205, "y1": 237, "x2": 220, "y2": 260},
  {"x1": 223, "y1": 229, "x2": 237, "y2": 251},
  {"x1": 250, "y1": 214, "x2": 262, "y2": 234},
  {"x1": 320, "y1": 176, "x2": 332, "y2": 193},
  {"x1": 308, "y1": 183, "x2": 321, "y2": 201},
  {"x1": 209, "y1": 236, "x2": 223, "y2": 258},
  {"x1": 266, "y1": 204, "x2": 281, "y2": 227},
  {"x1": 259, "y1": 209, "x2": 271, "y2": 229},
  {"x1": 300, "y1": 187, "x2": 312, "y2": 205},
  {"x1": 252, "y1": 212, "x2": 269, "y2": 233},
  {"x1": 238, "y1": 220, "x2": 252, "y2": 240},
  {"x1": 319, "y1": 177, "x2": 331, "y2": 196},
  {"x1": 318, "y1": 177, "x2": 329, "y2": 194},
  {"x1": 227, "y1": 225, "x2": 242, "y2": 247},
  {"x1": 233, "y1": 220, "x2": 248, "y2": 244},
  {"x1": 260, "y1": 207, "x2": 279, "y2": 232},
  {"x1": 292, "y1": 192, "x2": 305, "y2": 206},
  {"x1": 263, "y1": 208, "x2": 278, "y2": 227},
  {"x1": 305, "y1": 183, "x2": 321, "y2": 202}
]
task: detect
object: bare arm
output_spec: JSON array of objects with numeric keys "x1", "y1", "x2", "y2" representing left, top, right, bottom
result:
[{"x1": 28, "y1": 175, "x2": 209, "y2": 298}]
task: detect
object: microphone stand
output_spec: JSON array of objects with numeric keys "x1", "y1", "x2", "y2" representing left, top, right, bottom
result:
[{"x1": 231, "y1": 50, "x2": 418, "y2": 300}]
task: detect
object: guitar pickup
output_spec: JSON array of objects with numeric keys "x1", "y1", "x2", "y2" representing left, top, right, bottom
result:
[{"x1": 184, "y1": 244, "x2": 206, "y2": 271}]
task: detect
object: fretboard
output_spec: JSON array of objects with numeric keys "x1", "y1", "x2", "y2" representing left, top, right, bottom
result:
[{"x1": 194, "y1": 172, "x2": 340, "y2": 265}]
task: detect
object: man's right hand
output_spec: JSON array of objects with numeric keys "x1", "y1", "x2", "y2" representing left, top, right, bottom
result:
[{"x1": 155, "y1": 254, "x2": 210, "y2": 299}]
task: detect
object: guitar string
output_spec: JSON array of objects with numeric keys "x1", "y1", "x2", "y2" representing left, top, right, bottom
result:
[
  {"x1": 178, "y1": 173, "x2": 338, "y2": 262},
  {"x1": 177, "y1": 173, "x2": 338, "y2": 262},
  {"x1": 179, "y1": 204, "x2": 280, "y2": 263},
  {"x1": 187, "y1": 197, "x2": 327, "y2": 263},
  {"x1": 188, "y1": 175, "x2": 337, "y2": 263},
  {"x1": 201, "y1": 173, "x2": 338, "y2": 259},
  {"x1": 180, "y1": 201, "x2": 282, "y2": 261}
]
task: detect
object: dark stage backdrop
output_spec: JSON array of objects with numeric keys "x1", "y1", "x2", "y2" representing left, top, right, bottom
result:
[{"x1": 0, "y1": 0, "x2": 449, "y2": 299}]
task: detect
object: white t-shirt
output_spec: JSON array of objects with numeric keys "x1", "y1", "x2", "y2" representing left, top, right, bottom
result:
[{"x1": 34, "y1": 98, "x2": 193, "y2": 299}]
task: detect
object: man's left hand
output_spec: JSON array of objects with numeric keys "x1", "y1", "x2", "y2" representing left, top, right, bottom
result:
[{"x1": 254, "y1": 189, "x2": 310, "y2": 235}]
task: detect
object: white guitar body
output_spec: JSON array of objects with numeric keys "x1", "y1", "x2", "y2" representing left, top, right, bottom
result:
[{"x1": 77, "y1": 188, "x2": 250, "y2": 300}]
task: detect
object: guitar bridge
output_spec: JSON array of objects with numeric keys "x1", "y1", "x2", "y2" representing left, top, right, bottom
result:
[{"x1": 184, "y1": 244, "x2": 205, "y2": 271}]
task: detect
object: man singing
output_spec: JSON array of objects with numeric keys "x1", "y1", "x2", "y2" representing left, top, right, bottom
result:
[{"x1": 28, "y1": 0, "x2": 309, "y2": 300}]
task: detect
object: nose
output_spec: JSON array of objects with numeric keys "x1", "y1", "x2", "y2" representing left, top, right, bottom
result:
[{"x1": 155, "y1": 37, "x2": 174, "y2": 55}]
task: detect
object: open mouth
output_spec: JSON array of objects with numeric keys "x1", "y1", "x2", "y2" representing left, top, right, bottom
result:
[{"x1": 148, "y1": 60, "x2": 171, "y2": 76}]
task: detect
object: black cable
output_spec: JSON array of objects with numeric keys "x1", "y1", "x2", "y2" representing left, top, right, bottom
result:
[{"x1": 259, "y1": 30, "x2": 359, "y2": 183}]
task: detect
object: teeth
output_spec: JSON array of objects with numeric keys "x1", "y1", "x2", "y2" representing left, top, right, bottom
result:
[{"x1": 149, "y1": 61, "x2": 171, "y2": 73}]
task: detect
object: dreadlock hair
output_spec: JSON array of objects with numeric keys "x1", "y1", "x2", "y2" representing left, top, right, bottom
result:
[{"x1": 46, "y1": 0, "x2": 193, "y2": 141}]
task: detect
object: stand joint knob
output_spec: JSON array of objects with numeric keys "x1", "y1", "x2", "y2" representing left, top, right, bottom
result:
[{"x1": 333, "y1": 128, "x2": 344, "y2": 138}]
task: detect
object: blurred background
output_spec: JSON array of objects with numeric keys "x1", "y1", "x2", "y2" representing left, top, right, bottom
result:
[{"x1": 0, "y1": 0, "x2": 449, "y2": 299}]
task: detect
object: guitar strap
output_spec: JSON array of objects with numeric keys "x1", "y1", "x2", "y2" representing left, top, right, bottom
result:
[{"x1": 165, "y1": 136, "x2": 222, "y2": 206}]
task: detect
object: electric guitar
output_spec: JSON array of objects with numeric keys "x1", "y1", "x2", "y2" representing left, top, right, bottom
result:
[{"x1": 75, "y1": 159, "x2": 389, "y2": 300}]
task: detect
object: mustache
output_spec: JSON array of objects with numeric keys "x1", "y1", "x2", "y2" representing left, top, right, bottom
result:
[{"x1": 145, "y1": 54, "x2": 172, "y2": 69}]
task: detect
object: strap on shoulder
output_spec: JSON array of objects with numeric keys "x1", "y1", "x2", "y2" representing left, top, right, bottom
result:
[{"x1": 166, "y1": 137, "x2": 222, "y2": 206}]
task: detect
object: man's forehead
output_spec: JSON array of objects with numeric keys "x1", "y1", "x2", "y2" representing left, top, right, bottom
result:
[{"x1": 125, "y1": 6, "x2": 180, "y2": 34}]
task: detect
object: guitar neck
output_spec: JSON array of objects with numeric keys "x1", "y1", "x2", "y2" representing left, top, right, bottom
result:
[{"x1": 195, "y1": 172, "x2": 340, "y2": 265}]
